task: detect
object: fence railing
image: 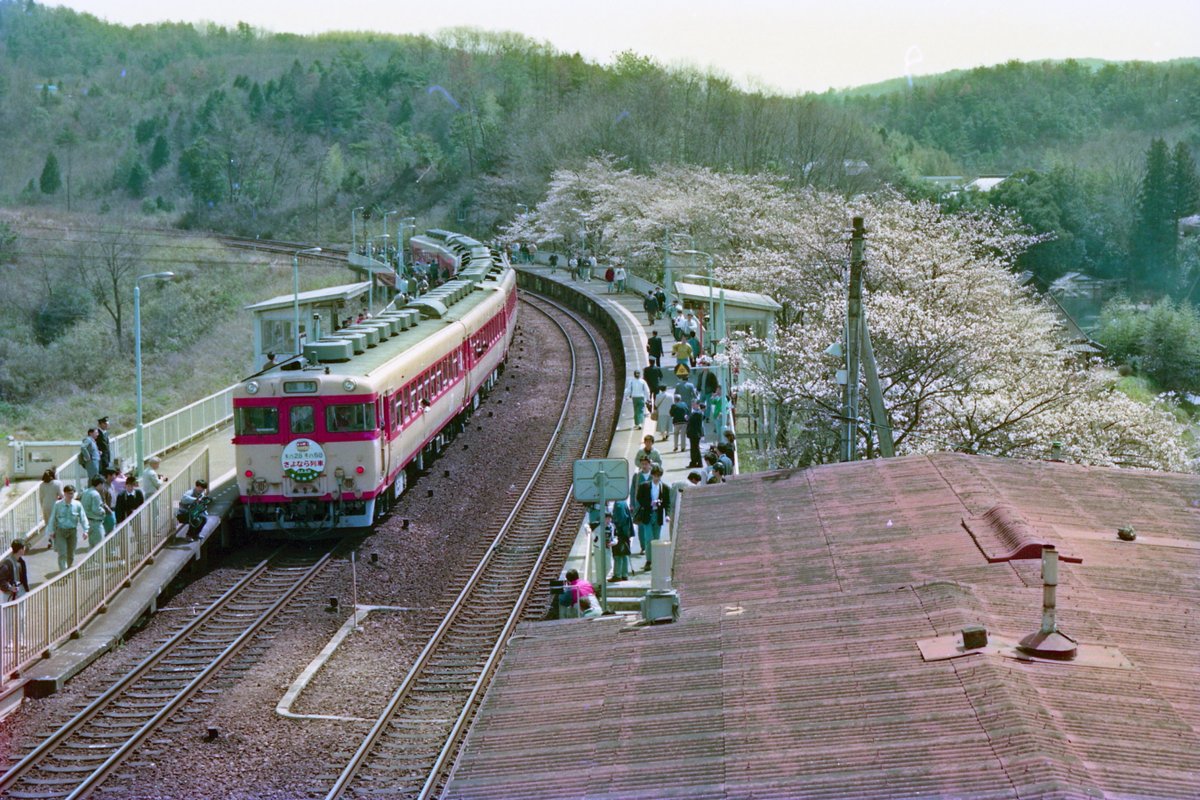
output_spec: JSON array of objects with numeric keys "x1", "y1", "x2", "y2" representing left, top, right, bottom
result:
[
  {"x1": 0, "y1": 384, "x2": 234, "y2": 552},
  {"x1": 0, "y1": 449, "x2": 210, "y2": 684}
]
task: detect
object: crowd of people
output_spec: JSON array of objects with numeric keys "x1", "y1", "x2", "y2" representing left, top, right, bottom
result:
[
  {"x1": 543, "y1": 250, "x2": 741, "y2": 618},
  {"x1": 25, "y1": 417, "x2": 213, "y2": 578}
]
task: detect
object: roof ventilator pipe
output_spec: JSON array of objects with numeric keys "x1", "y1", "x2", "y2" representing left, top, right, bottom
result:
[{"x1": 1017, "y1": 545, "x2": 1078, "y2": 660}]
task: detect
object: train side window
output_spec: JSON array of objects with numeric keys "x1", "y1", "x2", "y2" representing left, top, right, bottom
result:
[
  {"x1": 326, "y1": 403, "x2": 377, "y2": 432},
  {"x1": 290, "y1": 405, "x2": 316, "y2": 434},
  {"x1": 235, "y1": 406, "x2": 278, "y2": 435}
]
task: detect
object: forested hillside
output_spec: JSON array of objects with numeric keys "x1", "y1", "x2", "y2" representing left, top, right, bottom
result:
[
  {"x1": 0, "y1": 0, "x2": 890, "y2": 239},
  {"x1": 2, "y1": 2, "x2": 1197, "y2": 294}
]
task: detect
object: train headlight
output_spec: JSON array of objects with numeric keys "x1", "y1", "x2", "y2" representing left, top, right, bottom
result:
[
  {"x1": 342, "y1": 378, "x2": 357, "y2": 392},
  {"x1": 245, "y1": 381, "x2": 260, "y2": 395},
  {"x1": 356, "y1": 466, "x2": 365, "y2": 474}
]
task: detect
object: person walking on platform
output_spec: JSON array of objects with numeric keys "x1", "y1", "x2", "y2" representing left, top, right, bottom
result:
[
  {"x1": 629, "y1": 456, "x2": 653, "y2": 554},
  {"x1": 614, "y1": 265, "x2": 627, "y2": 293},
  {"x1": 647, "y1": 330, "x2": 664, "y2": 365},
  {"x1": 610, "y1": 501, "x2": 633, "y2": 581},
  {"x1": 644, "y1": 358, "x2": 664, "y2": 401},
  {"x1": 654, "y1": 288, "x2": 666, "y2": 319},
  {"x1": 670, "y1": 394, "x2": 690, "y2": 452},
  {"x1": 99, "y1": 469, "x2": 118, "y2": 534},
  {"x1": 687, "y1": 331, "x2": 701, "y2": 368},
  {"x1": 637, "y1": 434, "x2": 664, "y2": 470},
  {"x1": 96, "y1": 417, "x2": 112, "y2": 472},
  {"x1": 671, "y1": 337, "x2": 692, "y2": 369},
  {"x1": 81, "y1": 476, "x2": 109, "y2": 549},
  {"x1": 654, "y1": 386, "x2": 673, "y2": 442},
  {"x1": 604, "y1": 265, "x2": 615, "y2": 293},
  {"x1": 141, "y1": 457, "x2": 166, "y2": 496},
  {"x1": 116, "y1": 475, "x2": 145, "y2": 525},
  {"x1": 80, "y1": 428, "x2": 101, "y2": 482},
  {"x1": 635, "y1": 466, "x2": 671, "y2": 571},
  {"x1": 686, "y1": 400, "x2": 706, "y2": 468},
  {"x1": 623, "y1": 369, "x2": 651, "y2": 428},
  {"x1": 50, "y1": 486, "x2": 87, "y2": 571},
  {"x1": 548, "y1": 253, "x2": 558, "y2": 274},
  {"x1": 38, "y1": 468, "x2": 64, "y2": 543},
  {"x1": 643, "y1": 292, "x2": 659, "y2": 325},
  {"x1": 0, "y1": 539, "x2": 30, "y2": 601},
  {"x1": 675, "y1": 375, "x2": 697, "y2": 409}
]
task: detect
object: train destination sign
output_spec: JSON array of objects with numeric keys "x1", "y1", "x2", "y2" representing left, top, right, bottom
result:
[{"x1": 282, "y1": 438, "x2": 326, "y2": 482}]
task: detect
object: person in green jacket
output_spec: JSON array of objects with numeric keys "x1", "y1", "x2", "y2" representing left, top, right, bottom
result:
[
  {"x1": 81, "y1": 476, "x2": 109, "y2": 549},
  {"x1": 50, "y1": 486, "x2": 87, "y2": 571}
]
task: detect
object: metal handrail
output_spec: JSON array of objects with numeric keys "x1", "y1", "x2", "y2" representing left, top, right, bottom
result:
[
  {"x1": 0, "y1": 449, "x2": 210, "y2": 684},
  {"x1": 0, "y1": 384, "x2": 233, "y2": 551}
]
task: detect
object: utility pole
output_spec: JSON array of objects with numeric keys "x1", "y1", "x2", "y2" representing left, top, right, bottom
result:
[
  {"x1": 840, "y1": 217, "x2": 894, "y2": 461},
  {"x1": 843, "y1": 217, "x2": 865, "y2": 461}
]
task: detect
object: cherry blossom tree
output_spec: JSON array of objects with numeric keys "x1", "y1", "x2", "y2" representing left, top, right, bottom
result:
[{"x1": 507, "y1": 159, "x2": 1193, "y2": 472}]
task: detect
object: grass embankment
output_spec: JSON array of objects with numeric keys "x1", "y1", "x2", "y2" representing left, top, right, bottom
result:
[{"x1": 0, "y1": 212, "x2": 352, "y2": 447}]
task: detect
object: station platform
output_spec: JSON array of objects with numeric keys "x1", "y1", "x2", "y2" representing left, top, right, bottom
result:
[
  {"x1": 520, "y1": 264, "x2": 731, "y2": 614},
  {"x1": 16, "y1": 424, "x2": 235, "y2": 585},
  {"x1": 1, "y1": 427, "x2": 238, "y2": 708}
]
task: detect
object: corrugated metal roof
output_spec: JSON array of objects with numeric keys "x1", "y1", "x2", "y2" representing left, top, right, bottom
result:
[{"x1": 444, "y1": 454, "x2": 1200, "y2": 799}]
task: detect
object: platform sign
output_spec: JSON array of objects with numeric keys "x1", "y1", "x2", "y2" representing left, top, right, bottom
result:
[{"x1": 572, "y1": 458, "x2": 629, "y2": 504}]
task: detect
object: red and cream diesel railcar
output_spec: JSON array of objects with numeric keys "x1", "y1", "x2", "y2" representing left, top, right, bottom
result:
[{"x1": 232, "y1": 238, "x2": 516, "y2": 536}]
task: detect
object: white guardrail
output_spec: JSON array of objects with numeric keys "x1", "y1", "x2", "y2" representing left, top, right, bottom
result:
[
  {"x1": 0, "y1": 385, "x2": 234, "y2": 552},
  {"x1": 1, "y1": 449, "x2": 210, "y2": 684}
]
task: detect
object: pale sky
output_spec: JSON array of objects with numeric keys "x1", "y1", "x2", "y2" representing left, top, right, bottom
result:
[{"x1": 52, "y1": 0, "x2": 1200, "y2": 93}]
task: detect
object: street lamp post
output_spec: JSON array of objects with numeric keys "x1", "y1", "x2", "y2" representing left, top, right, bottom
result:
[
  {"x1": 382, "y1": 210, "x2": 399, "y2": 265},
  {"x1": 135, "y1": 271, "x2": 176, "y2": 472},
  {"x1": 351, "y1": 206, "x2": 365, "y2": 254},
  {"x1": 399, "y1": 216, "x2": 415, "y2": 267},
  {"x1": 293, "y1": 247, "x2": 322, "y2": 357}
]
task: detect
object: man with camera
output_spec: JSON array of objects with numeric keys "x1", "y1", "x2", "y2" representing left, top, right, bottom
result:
[{"x1": 176, "y1": 479, "x2": 212, "y2": 541}]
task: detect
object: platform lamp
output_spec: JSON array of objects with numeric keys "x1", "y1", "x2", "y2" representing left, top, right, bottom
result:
[
  {"x1": 293, "y1": 247, "x2": 323, "y2": 357},
  {"x1": 135, "y1": 271, "x2": 175, "y2": 472},
  {"x1": 351, "y1": 206, "x2": 365, "y2": 254},
  {"x1": 382, "y1": 209, "x2": 399, "y2": 265}
]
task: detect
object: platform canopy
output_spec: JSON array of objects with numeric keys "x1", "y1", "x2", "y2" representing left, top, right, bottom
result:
[
  {"x1": 673, "y1": 280, "x2": 782, "y2": 315},
  {"x1": 244, "y1": 281, "x2": 371, "y2": 313},
  {"x1": 246, "y1": 282, "x2": 371, "y2": 370}
]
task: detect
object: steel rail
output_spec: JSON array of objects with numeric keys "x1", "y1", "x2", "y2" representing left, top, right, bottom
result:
[
  {"x1": 325, "y1": 291, "x2": 605, "y2": 800},
  {"x1": 1, "y1": 549, "x2": 333, "y2": 800},
  {"x1": 419, "y1": 295, "x2": 607, "y2": 800}
]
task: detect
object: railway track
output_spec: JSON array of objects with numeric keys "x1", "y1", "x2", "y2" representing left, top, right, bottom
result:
[
  {"x1": 217, "y1": 235, "x2": 350, "y2": 264},
  {"x1": 325, "y1": 292, "x2": 607, "y2": 800},
  {"x1": 0, "y1": 550, "x2": 334, "y2": 800}
]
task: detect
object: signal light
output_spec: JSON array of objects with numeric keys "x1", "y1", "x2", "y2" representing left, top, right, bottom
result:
[
  {"x1": 355, "y1": 466, "x2": 365, "y2": 474},
  {"x1": 244, "y1": 470, "x2": 254, "y2": 478}
]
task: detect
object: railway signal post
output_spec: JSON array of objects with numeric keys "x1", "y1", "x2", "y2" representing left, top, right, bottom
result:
[{"x1": 572, "y1": 458, "x2": 629, "y2": 614}]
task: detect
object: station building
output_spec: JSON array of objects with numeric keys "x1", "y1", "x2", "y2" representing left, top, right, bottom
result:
[{"x1": 443, "y1": 452, "x2": 1200, "y2": 799}]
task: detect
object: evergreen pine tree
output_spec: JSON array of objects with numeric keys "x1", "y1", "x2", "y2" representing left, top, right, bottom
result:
[
  {"x1": 39, "y1": 152, "x2": 61, "y2": 194},
  {"x1": 149, "y1": 134, "x2": 170, "y2": 173},
  {"x1": 1132, "y1": 138, "x2": 1175, "y2": 291},
  {"x1": 126, "y1": 160, "x2": 149, "y2": 197},
  {"x1": 1169, "y1": 142, "x2": 1199, "y2": 220}
]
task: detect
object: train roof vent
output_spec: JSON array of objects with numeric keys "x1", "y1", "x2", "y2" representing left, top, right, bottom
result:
[
  {"x1": 306, "y1": 339, "x2": 355, "y2": 362},
  {"x1": 408, "y1": 298, "x2": 448, "y2": 319}
]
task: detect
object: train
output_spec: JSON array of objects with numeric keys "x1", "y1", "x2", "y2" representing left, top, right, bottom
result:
[{"x1": 232, "y1": 232, "x2": 517, "y2": 536}]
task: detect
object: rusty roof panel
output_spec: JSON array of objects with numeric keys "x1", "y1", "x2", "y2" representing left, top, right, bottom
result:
[{"x1": 444, "y1": 454, "x2": 1200, "y2": 800}]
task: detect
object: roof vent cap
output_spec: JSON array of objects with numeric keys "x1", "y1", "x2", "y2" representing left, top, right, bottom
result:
[{"x1": 1017, "y1": 545, "x2": 1077, "y2": 660}]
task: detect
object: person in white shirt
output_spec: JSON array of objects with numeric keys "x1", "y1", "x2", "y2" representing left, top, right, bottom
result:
[{"x1": 623, "y1": 369, "x2": 651, "y2": 428}]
